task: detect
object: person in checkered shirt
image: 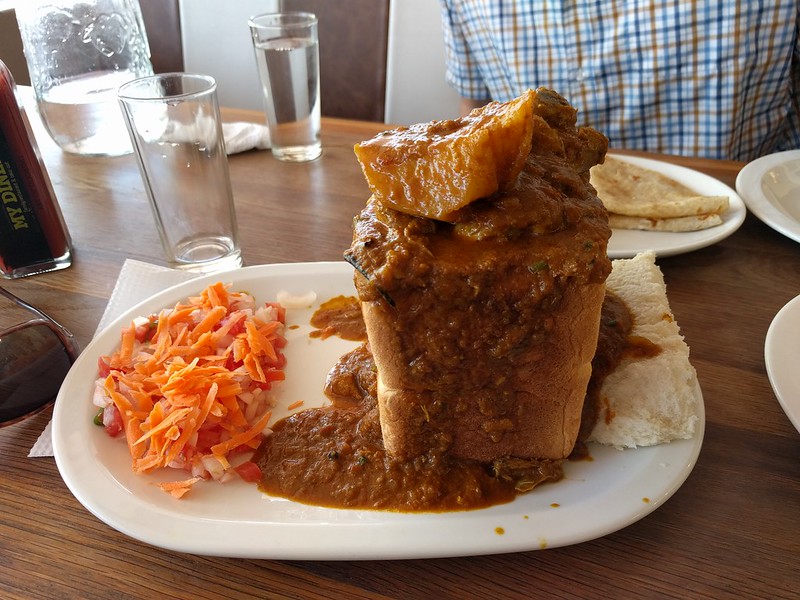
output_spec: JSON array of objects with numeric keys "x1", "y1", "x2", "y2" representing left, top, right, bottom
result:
[{"x1": 440, "y1": 0, "x2": 800, "y2": 161}]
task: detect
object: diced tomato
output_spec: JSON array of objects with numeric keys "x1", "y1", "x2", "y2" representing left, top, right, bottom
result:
[
  {"x1": 103, "y1": 404, "x2": 124, "y2": 437},
  {"x1": 260, "y1": 352, "x2": 287, "y2": 371},
  {"x1": 132, "y1": 317, "x2": 158, "y2": 343},
  {"x1": 196, "y1": 427, "x2": 223, "y2": 451},
  {"x1": 265, "y1": 302, "x2": 286, "y2": 324},
  {"x1": 224, "y1": 354, "x2": 244, "y2": 372},
  {"x1": 97, "y1": 356, "x2": 112, "y2": 378},
  {"x1": 134, "y1": 325, "x2": 148, "y2": 343},
  {"x1": 251, "y1": 367, "x2": 286, "y2": 391},
  {"x1": 234, "y1": 461, "x2": 262, "y2": 482},
  {"x1": 265, "y1": 369, "x2": 286, "y2": 382},
  {"x1": 227, "y1": 318, "x2": 246, "y2": 336}
]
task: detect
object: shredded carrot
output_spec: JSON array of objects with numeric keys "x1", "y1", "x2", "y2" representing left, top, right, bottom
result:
[
  {"x1": 156, "y1": 477, "x2": 202, "y2": 499},
  {"x1": 134, "y1": 407, "x2": 193, "y2": 445},
  {"x1": 211, "y1": 410, "x2": 272, "y2": 457},
  {"x1": 95, "y1": 283, "x2": 287, "y2": 498},
  {"x1": 201, "y1": 282, "x2": 229, "y2": 309},
  {"x1": 126, "y1": 418, "x2": 146, "y2": 459},
  {"x1": 287, "y1": 400, "x2": 304, "y2": 410},
  {"x1": 111, "y1": 324, "x2": 136, "y2": 368},
  {"x1": 191, "y1": 305, "x2": 228, "y2": 338}
]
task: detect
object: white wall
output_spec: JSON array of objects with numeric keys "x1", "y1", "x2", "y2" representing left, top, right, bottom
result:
[
  {"x1": 384, "y1": 0, "x2": 461, "y2": 124},
  {"x1": 179, "y1": 0, "x2": 278, "y2": 112}
]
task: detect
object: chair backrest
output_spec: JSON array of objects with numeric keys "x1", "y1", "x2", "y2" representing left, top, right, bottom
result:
[
  {"x1": 285, "y1": 0, "x2": 390, "y2": 122},
  {"x1": 0, "y1": 8, "x2": 30, "y2": 85},
  {"x1": 139, "y1": 0, "x2": 185, "y2": 73}
]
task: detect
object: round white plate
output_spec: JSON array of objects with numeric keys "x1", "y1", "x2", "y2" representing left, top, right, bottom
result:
[
  {"x1": 735, "y1": 149, "x2": 800, "y2": 245},
  {"x1": 606, "y1": 154, "x2": 746, "y2": 258},
  {"x1": 53, "y1": 262, "x2": 705, "y2": 560},
  {"x1": 765, "y1": 294, "x2": 800, "y2": 433}
]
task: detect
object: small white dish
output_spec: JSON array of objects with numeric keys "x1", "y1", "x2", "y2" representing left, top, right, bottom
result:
[
  {"x1": 765, "y1": 294, "x2": 800, "y2": 433},
  {"x1": 736, "y1": 149, "x2": 800, "y2": 245},
  {"x1": 606, "y1": 154, "x2": 746, "y2": 259},
  {"x1": 52, "y1": 262, "x2": 705, "y2": 560}
]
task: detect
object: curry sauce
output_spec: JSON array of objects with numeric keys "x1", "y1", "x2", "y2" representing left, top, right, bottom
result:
[
  {"x1": 254, "y1": 293, "x2": 644, "y2": 512},
  {"x1": 308, "y1": 295, "x2": 366, "y2": 341}
]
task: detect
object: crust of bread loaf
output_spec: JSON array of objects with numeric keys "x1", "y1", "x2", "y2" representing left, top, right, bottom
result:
[
  {"x1": 355, "y1": 275, "x2": 416, "y2": 392},
  {"x1": 589, "y1": 251, "x2": 701, "y2": 449},
  {"x1": 370, "y1": 280, "x2": 607, "y2": 461}
]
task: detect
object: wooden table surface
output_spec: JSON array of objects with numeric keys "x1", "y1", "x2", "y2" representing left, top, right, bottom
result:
[{"x1": 1, "y1": 102, "x2": 799, "y2": 600}]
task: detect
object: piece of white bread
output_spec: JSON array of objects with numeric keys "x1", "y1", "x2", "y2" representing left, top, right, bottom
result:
[{"x1": 589, "y1": 251, "x2": 701, "y2": 449}]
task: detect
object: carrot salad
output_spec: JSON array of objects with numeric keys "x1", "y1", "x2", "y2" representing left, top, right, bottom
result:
[{"x1": 92, "y1": 282, "x2": 287, "y2": 498}]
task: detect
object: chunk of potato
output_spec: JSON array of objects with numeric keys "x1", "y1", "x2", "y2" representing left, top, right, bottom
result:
[{"x1": 354, "y1": 89, "x2": 536, "y2": 222}]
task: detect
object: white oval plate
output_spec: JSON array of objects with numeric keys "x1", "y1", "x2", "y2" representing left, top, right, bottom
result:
[
  {"x1": 765, "y1": 294, "x2": 800, "y2": 433},
  {"x1": 606, "y1": 155, "x2": 746, "y2": 258},
  {"x1": 736, "y1": 149, "x2": 800, "y2": 245},
  {"x1": 53, "y1": 262, "x2": 705, "y2": 560}
]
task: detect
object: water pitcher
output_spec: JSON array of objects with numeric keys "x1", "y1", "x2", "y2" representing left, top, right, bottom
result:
[{"x1": 15, "y1": 0, "x2": 153, "y2": 156}]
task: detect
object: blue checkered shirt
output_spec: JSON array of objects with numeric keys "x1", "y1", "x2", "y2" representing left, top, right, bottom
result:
[{"x1": 440, "y1": 0, "x2": 800, "y2": 161}]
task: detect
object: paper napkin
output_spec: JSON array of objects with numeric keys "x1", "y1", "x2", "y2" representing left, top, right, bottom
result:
[{"x1": 223, "y1": 121, "x2": 271, "y2": 154}]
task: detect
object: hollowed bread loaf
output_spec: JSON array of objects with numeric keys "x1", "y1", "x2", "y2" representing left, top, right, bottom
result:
[{"x1": 348, "y1": 88, "x2": 611, "y2": 462}]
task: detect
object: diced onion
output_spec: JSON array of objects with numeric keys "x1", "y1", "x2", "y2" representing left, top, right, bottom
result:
[
  {"x1": 92, "y1": 380, "x2": 111, "y2": 407},
  {"x1": 276, "y1": 289, "x2": 317, "y2": 308}
]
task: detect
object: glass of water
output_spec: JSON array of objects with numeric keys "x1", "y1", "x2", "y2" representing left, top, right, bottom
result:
[
  {"x1": 118, "y1": 73, "x2": 242, "y2": 274},
  {"x1": 248, "y1": 12, "x2": 322, "y2": 162},
  {"x1": 15, "y1": 0, "x2": 153, "y2": 157}
]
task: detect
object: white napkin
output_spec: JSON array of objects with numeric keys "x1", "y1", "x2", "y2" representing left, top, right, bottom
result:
[
  {"x1": 28, "y1": 260, "x2": 202, "y2": 457},
  {"x1": 223, "y1": 121, "x2": 271, "y2": 154}
]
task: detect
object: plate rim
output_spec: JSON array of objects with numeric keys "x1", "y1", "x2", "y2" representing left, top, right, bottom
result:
[
  {"x1": 52, "y1": 261, "x2": 705, "y2": 560},
  {"x1": 606, "y1": 153, "x2": 747, "y2": 259},
  {"x1": 735, "y1": 148, "x2": 800, "y2": 244},
  {"x1": 765, "y1": 293, "x2": 800, "y2": 433}
]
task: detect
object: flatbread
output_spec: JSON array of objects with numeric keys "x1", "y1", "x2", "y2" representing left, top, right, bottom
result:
[
  {"x1": 608, "y1": 212, "x2": 724, "y2": 232},
  {"x1": 590, "y1": 156, "x2": 730, "y2": 218}
]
